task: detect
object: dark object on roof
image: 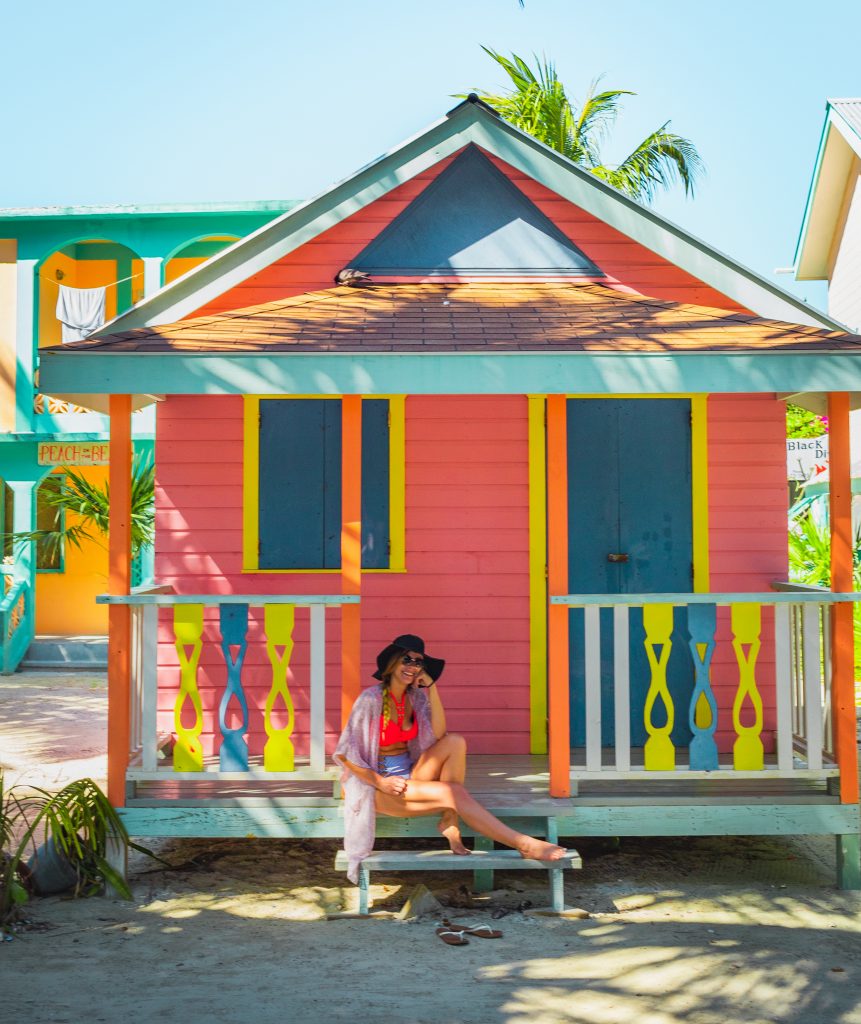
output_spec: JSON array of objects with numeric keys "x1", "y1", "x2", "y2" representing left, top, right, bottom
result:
[
  {"x1": 335, "y1": 268, "x2": 374, "y2": 287},
  {"x1": 351, "y1": 145, "x2": 603, "y2": 278}
]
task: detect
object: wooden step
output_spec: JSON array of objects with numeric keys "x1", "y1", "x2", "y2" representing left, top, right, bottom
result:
[
  {"x1": 335, "y1": 848, "x2": 581, "y2": 872},
  {"x1": 335, "y1": 847, "x2": 581, "y2": 915}
]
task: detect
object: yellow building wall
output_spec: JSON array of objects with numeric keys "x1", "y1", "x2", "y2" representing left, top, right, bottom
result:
[
  {"x1": 164, "y1": 256, "x2": 209, "y2": 285},
  {"x1": 38, "y1": 251, "x2": 78, "y2": 348},
  {"x1": 0, "y1": 240, "x2": 17, "y2": 432},
  {"x1": 76, "y1": 259, "x2": 119, "y2": 320},
  {"x1": 35, "y1": 465, "x2": 109, "y2": 635}
]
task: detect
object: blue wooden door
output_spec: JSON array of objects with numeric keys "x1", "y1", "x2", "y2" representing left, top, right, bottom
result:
[{"x1": 567, "y1": 399, "x2": 693, "y2": 747}]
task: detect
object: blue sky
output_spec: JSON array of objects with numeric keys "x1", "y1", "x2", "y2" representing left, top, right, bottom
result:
[{"x1": 5, "y1": 0, "x2": 860, "y2": 310}]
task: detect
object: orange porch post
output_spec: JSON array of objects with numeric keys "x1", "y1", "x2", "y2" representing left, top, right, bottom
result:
[
  {"x1": 546, "y1": 394, "x2": 570, "y2": 797},
  {"x1": 107, "y1": 394, "x2": 132, "y2": 807},
  {"x1": 828, "y1": 392, "x2": 859, "y2": 805},
  {"x1": 341, "y1": 396, "x2": 362, "y2": 728}
]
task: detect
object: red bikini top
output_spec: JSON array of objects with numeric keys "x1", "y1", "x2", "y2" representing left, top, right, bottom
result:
[{"x1": 380, "y1": 693, "x2": 418, "y2": 746}]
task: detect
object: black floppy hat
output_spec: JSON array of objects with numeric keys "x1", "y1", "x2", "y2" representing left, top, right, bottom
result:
[{"x1": 373, "y1": 633, "x2": 445, "y2": 683}]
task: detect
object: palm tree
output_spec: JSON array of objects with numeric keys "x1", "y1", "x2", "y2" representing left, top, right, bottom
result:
[
  {"x1": 464, "y1": 48, "x2": 704, "y2": 203},
  {"x1": 11, "y1": 453, "x2": 154, "y2": 560}
]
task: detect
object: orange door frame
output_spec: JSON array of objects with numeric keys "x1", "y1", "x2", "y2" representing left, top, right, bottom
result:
[{"x1": 827, "y1": 392, "x2": 859, "y2": 805}]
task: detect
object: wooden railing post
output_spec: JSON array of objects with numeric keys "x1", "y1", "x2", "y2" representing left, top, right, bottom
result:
[
  {"x1": 828, "y1": 392, "x2": 859, "y2": 805},
  {"x1": 341, "y1": 396, "x2": 362, "y2": 728},
  {"x1": 108, "y1": 394, "x2": 132, "y2": 807},
  {"x1": 546, "y1": 395, "x2": 570, "y2": 798}
]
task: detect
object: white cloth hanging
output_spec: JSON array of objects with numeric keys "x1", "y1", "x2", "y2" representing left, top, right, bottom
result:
[{"x1": 56, "y1": 284, "x2": 106, "y2": 343}]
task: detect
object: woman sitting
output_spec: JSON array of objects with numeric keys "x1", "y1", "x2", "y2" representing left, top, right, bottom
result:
[{"x1": 334, "y1": 633, "x2": 567, "y2": 883}]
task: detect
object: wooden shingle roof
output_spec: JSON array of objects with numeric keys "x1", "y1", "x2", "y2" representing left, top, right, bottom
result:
[{"x1": 59, "y1": 283, "x2": 861, "y2": 355}]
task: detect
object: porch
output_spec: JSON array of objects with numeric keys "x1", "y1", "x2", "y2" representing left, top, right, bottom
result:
[{"x1": 100, "y1": 585, "x2": 861, "y2": 888}]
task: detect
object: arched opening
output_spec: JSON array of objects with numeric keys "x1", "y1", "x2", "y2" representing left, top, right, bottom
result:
[
  {"x1": 163, "y1": 234, "x2": 239, "y2": 285},
  {"x1": 37, "y1": 238, "x2": 144, "y2": 348}
]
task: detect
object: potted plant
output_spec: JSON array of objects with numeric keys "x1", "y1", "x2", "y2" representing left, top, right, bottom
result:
[{"x1": 1, "y1": 772, "x2": 135, "y2": 931}]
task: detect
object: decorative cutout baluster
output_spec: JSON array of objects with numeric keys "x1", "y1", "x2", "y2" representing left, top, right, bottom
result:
[
  {"x1": 218, "y1": 604, "x2": 250, "y2": 772},
  {"x1": 732, "y1": 603, "x2": 764, "y2": 771},
  {"x1": 643, "y1": 603, "x2": 676, "y2": 771},
  {"x1": 173, "y1": 604, "x2": 204, "y2": 772},
  {"x1": 687, "y1": 603, "x2": 719, "y2": 771},
  {"x1": 263, "y1": 604, "x2": 296, "y2": 772}
]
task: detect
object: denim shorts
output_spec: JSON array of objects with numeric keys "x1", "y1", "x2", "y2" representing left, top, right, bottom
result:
[{"x1": 378, "y1": 752, "x2": 413, "y2": 778}]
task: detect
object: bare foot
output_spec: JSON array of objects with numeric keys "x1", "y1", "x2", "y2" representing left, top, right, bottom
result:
[
  {"x1": 438, "y1": 813, "x2": 471, "y2": 856},
  {"x1": 518, "y1": 837, "x2": 568, "y2": 861}
]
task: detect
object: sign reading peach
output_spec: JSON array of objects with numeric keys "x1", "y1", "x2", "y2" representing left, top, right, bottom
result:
[{"x1": 37, "y1": 442, "x2": 110, "y2": 466}]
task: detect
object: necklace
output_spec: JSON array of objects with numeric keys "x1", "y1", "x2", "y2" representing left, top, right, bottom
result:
[{"x1": 390, "y1": 691, "x2": 406, "y2": 724}]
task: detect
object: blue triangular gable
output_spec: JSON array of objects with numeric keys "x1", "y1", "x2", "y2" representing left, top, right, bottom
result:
[{"x1": 351, "y1": 145, "x2": 603, "y2": 277}]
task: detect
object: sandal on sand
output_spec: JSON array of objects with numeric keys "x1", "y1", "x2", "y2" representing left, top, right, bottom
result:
[
  {"x1": 436, "y1": 927, "x2": 469, "y2": 946},
  {"x1": 442, "y1": 918, "x2": 503, "y2": 939}
]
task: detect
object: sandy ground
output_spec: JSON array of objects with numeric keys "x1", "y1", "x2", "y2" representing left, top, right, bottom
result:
[{"x1": 2, "y1": 672, "x2": 861, "y2": 1024}]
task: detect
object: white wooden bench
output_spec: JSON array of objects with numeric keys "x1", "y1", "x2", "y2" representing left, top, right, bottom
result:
[{"x1": 335, "y1": 847, "x2": 582, "y2": 914}]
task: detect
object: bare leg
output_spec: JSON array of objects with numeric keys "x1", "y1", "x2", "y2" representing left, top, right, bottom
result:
[
  {"x1": 412, "y1": 734, "x2": 469, "y2": 854},
  {"x1": 376, "y1": 780, "x2": 566, "y2": 861}
]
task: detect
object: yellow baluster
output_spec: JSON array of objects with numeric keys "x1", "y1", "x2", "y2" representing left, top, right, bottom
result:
[
  {"x1": 731, "y1": 603, "x2": 764, "y2": 771},
  {"x1": 643, "y1": 603, "x2": 676, "y2": 771},
  {"x1": 173, "y1": 604, "x2": 204, "y2": 772},
  {"x1": 263, "y1": 604, "x2": 296, "y2": 772}
]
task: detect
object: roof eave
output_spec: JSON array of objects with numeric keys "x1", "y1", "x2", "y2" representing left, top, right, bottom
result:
[
  {"x1": 795, "y1": 104, "x2": 861, "y2": 280},
  {"x1": 39, "y1": 347, "x2": 861, "y2": 410}
]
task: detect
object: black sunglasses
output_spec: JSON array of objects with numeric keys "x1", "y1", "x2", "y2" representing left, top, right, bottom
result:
[{"x1": 401, "y1": 654, "x2": 425, "y2": 667}]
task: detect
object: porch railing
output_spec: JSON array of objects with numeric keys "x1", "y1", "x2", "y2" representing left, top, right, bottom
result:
[
  {"x1": 98, "y1": 589, "x2": 360, "y2": 782},
  {"x1": 1, "y1": 573, "x2": 34, "y2": 675},
  {"x1": 551, "y1": 588, "x2": 861, "y2": 780}
]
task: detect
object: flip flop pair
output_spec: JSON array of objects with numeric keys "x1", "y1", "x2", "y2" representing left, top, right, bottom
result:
[{"x1": 435, "y1": 918, "x2": 504, "y2": 945}]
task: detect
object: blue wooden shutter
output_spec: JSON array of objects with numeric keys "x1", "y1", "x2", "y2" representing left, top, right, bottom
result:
[
  {"x1": 361, "y1": 399, "x2": 390, "y2": 569},
  {"x1": 258, "y1": 398, "x2": 390, "y2": 570}
]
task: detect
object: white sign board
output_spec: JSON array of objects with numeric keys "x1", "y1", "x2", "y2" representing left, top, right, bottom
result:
[{"x1": 786, "y1": 436, "x2": 828, "y2": 482}]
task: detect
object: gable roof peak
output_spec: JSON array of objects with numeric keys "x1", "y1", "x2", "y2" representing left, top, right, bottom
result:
[{"x1": 446, "y1": 93, "x2": 502, "y2": 119}]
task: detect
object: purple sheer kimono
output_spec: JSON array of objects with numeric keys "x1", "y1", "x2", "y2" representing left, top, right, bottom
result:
[{"x1": 333, "y1": 684, "x2": 437, "y2": 883}]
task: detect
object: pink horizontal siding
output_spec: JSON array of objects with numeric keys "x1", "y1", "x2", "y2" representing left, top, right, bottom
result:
[
  {"x1": 155, "y1": 392, "x2": 791, "y2": 759},
  {"x1": 707, "y1": 394, "x2": 788, "y2": 753},
  {"x1": 155, "y1": 394, "x2": 531, "y2": 757}
]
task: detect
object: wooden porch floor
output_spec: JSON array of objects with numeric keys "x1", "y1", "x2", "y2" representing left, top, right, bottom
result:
[{"x1": 126, "y1": 753, "x2": 841, "y2": 809}]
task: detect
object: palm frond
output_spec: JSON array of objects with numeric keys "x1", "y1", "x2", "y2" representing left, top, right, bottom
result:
[
  {"x1": 10, "y1": 452, "x2": 154, "y2": 558},
  {"x1": 573, "y1": 83, "x2": 634, "y2": 166},
  {"x1": 593, "y1": 122, "x2": 705, "y2": 201},
  {"x1": 459, "y1": 49, "x2": 704, "y2": 203}
]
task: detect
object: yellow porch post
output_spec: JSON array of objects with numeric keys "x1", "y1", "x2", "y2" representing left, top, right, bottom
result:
[
  {"x1": 107, "y1": 394, "x2": 132, "y2": 807},
  {"x1": 341, "y1": 396, "x2": 362, "y2": 728},
  {"x1": 546, "y1": 394, "x2": 570, "y2": 798},
  {"x1": 827, "y1": 392, "x2": 859, "y2": 805}
]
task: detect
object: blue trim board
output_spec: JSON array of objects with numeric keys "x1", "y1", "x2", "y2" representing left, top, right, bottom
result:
[
  {"x1": 39, "y1": 350, "x2": 861, "y2": 400},
  {"x1": 117, "y1": 803, "x2": 860, "y2": 839}
]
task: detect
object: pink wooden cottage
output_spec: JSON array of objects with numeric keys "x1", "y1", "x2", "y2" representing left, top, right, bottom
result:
[{"x1": 40, "y1": 97, "x2": 861, "y2": 889}]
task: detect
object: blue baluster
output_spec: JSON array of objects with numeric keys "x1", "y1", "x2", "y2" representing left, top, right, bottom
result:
[
  {"x1": 218, "y1": 603, "x2": 250, "y2": 772},
  {"x1": 687, "y1": 603, "x2": 719, "y2": 771}
]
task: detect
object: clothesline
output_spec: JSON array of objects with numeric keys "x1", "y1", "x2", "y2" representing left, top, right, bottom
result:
[{"x1": 38, "y1": 270, "x2": 143, "y2": 289}]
